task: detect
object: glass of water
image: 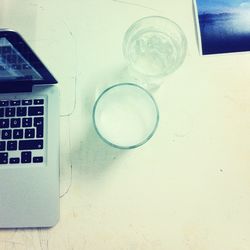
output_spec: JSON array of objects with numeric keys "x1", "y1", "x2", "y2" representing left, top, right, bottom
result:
[
  {"x1": 123, "y1": 16, "x2": 187, "y2": 90},
  {"x1": 93, "y1": 83, "x2": 159, "y2": 149}
]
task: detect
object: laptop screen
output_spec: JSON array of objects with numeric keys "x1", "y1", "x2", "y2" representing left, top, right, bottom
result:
[
  {"x1": 0, "y1": 30, "x2": 57, "y2": 84},
  {"x1": 0, "y1": 38, "x2": 43, "y2": 81}
]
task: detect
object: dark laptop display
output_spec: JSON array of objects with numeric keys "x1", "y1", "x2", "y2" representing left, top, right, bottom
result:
[
  {"x1": 0, "y1": 37, "x2": 43, "y2": 81},
  {"x1": 0, "y1": 30, "x2": 57, "y2": 84}
]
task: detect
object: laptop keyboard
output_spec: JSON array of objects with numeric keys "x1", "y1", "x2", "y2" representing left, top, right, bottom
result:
[{"x1": 0, "y1": 98, "x2": 45, "y2": 165}]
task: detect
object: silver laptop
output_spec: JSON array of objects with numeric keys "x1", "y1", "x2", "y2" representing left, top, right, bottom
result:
[{"x1": 0, "y1": 29, "x2": 59, "y2": 228}]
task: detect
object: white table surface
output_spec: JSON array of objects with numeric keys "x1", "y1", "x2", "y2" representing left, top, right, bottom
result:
[{"x1": 1, "y1": 0, "x2": 250, "y2": 249}]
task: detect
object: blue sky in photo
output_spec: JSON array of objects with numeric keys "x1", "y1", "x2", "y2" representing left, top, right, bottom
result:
[
  {"x1": 196, "y1": 0, "x2": 250, "y2": 14},
  {"x1": 196, "y1": 0, "x2": 250, "y2": 54}
]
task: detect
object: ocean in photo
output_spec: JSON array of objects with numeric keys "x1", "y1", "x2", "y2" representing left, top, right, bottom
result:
[{"x1": 198, "y1": 11, "x2": 250, "y2": 54}]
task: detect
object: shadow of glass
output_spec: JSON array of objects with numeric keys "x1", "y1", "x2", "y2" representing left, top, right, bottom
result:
[
  {"x1": 75, "y1": 125, "x2": 126, "y2": 179},
  {"x1": 69, "y1": 66, "x2": 130, "y2": 180}
]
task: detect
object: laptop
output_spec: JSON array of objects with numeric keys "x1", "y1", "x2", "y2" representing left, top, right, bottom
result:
[{"x1": 0, "y1": 29, "x2": 59, "y2": 228}]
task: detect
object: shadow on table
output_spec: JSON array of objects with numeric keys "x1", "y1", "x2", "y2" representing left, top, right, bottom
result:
[
  {"x1": 75, "y1": 124, "x2": 126, "y2": 179},
  {"x1": 70, "y1": 66, "x2": 131, "y2": 179}
]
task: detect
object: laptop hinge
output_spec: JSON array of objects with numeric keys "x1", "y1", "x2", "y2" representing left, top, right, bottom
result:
[{"x1": 0, "y1": 83, "x2": 33, "y2": 93}]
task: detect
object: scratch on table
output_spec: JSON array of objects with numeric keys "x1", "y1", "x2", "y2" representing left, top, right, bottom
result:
[
  {"x1": 37, "y1": 229, "x2": 49, "y2": 250},
  {"x1": 60, "y1": 20, "x2": 78, "y2": 118},
  {"x1": 62, "y1": 20, "x2": 74, "y2": 38},
  {"x1": 60, "y1": 116, "x2": 73, "y2": 198},
  {"x1": 112, "y1": 0, "x2": 159, "y2": 11},
  {"x1": 0, "y1": 240, "x2": 25, "y2": 246},
  {"x1": 60, "y1": 75, "x2": 77, "y2": 118},
  {"x1": 28, "y1": 2, "x2": 45, "y2": 11},
  {"x1": 60, "y1": 163, "x2": 73, "y2": 198},
  {"x1": 224, "y1": 95, "x2": 249, "y2": 112}
]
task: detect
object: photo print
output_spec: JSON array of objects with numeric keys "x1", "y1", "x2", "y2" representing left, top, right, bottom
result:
[{"x1": 194, "y1": 0, "x2": 250, "y2": 55}]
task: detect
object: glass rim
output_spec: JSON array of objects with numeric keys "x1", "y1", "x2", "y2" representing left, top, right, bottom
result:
[
  {"x1": 124, "y1": 15, "x2": 186, "y2": 35},
  {"x1": 92, "y1": 83, "x2": 160, "y2": 149}
]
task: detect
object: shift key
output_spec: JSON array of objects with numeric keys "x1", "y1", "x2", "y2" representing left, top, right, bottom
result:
[
  {"x1": 28, "y1": 106, "x2": 44, "y2": 116},
  {"x1": 19, "y1": 139, "x2": 43, "y2": 150}
]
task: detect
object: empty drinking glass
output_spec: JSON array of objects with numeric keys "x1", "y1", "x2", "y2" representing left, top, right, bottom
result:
[{"x1": 123, "y1": 16, "x2": 187, "y2": 90}]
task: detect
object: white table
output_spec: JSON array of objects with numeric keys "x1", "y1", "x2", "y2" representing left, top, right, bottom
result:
[{"x1": 1, "y1": 0, "x2": 250, "y2": 249}]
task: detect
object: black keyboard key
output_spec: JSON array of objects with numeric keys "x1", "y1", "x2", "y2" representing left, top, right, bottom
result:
[
  {"x1": 1, "y1": 64, "x2": 9, "y2": 70},
  {"x1": 2, "y1": 46, "x2": 11, "y2": 54},
  {"x1": 21, "y1": 151, "x2": 31, "y2": 163},
  {"x1": 7, "y1": 141, "x2": 17, "y2": 151},
  {"x1": 17, "y1": 107, "x2": 27, "y2": 116},
  {"x1": 23, "y1": 64, "x2": 32, "y2": 70},
  {"x1": 22, "y1": 100, "x2": 32, "y2": 105},
  {"x1": 13, "y1": 129, "x2": 23, "y2": 139},
  {"x1": 34, "y1": 99, "x2": 44, "y2": 105},
  {"x1": 19, "y1": 140, "x2": 43, "y2": 150},
  {"x1": 36, "y1": 125, "x2": 44, "y2": 138},
  {"x1": 28, "y1": 106, "x2": 44, "y2": 116},
  {"x1": 0, "y1": 141, "x2": 6, "y2": 151},
  {"x1": 10, "y1": 100, "x2": 21, "y2": 106},
  {"x1": 0, "y1": 100, "x2": 9, "y2": 106},
  {"x1": 0, "y1": 119, "x2": 9, "y2": 128},
  {"x1": 10, "y1": 157, "x2": 20, "y2": 164},
  {"x1": 34, "y1": 117, "x2": 44, "y2": 138},
  {"x1": 0, "y1": 153, "x2": 8, "y2": 164},
  {"x1": 5, "y1": 107, "x2": 15, "y2": 117},
  {"x1": 22, "y1": 118, "x2": 32, "y2": 127},
  {"x1": 25, "y1": 128, "x2": 35, "y2": 138},
  {"x1": 0, "y1": 108, "x2": 4, "y2": 117},
  {"x1": 0, "y1": 65, "x2": 5, "y2": 70},
  {"x1": 11, "y1": 118, "x2": 21, "y2": 128},
  {"x1": 7, "y1": 54, "x2": 17, "y2": 64},
  {"x1": 11, "y1": 64, "x2": 21, "y2": 70},
  {"x1": 1, "y1": 55, "x2": 7, "y2": 63},
  {"x1": 2, "y1": 130, "x2": 12, "y2": 140},
  {"x1": 24, "y1": 75, "x2": 33, "y2": 80},
  {"x1": 34, "y1": 117, "x2": 43, "y2": 127},
  {"x1": 17, "y1": 56, "x2": 24, "y2": 64},
  {"x1": 33, "y1": 156, "x2": 43, "y2": 163}
]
